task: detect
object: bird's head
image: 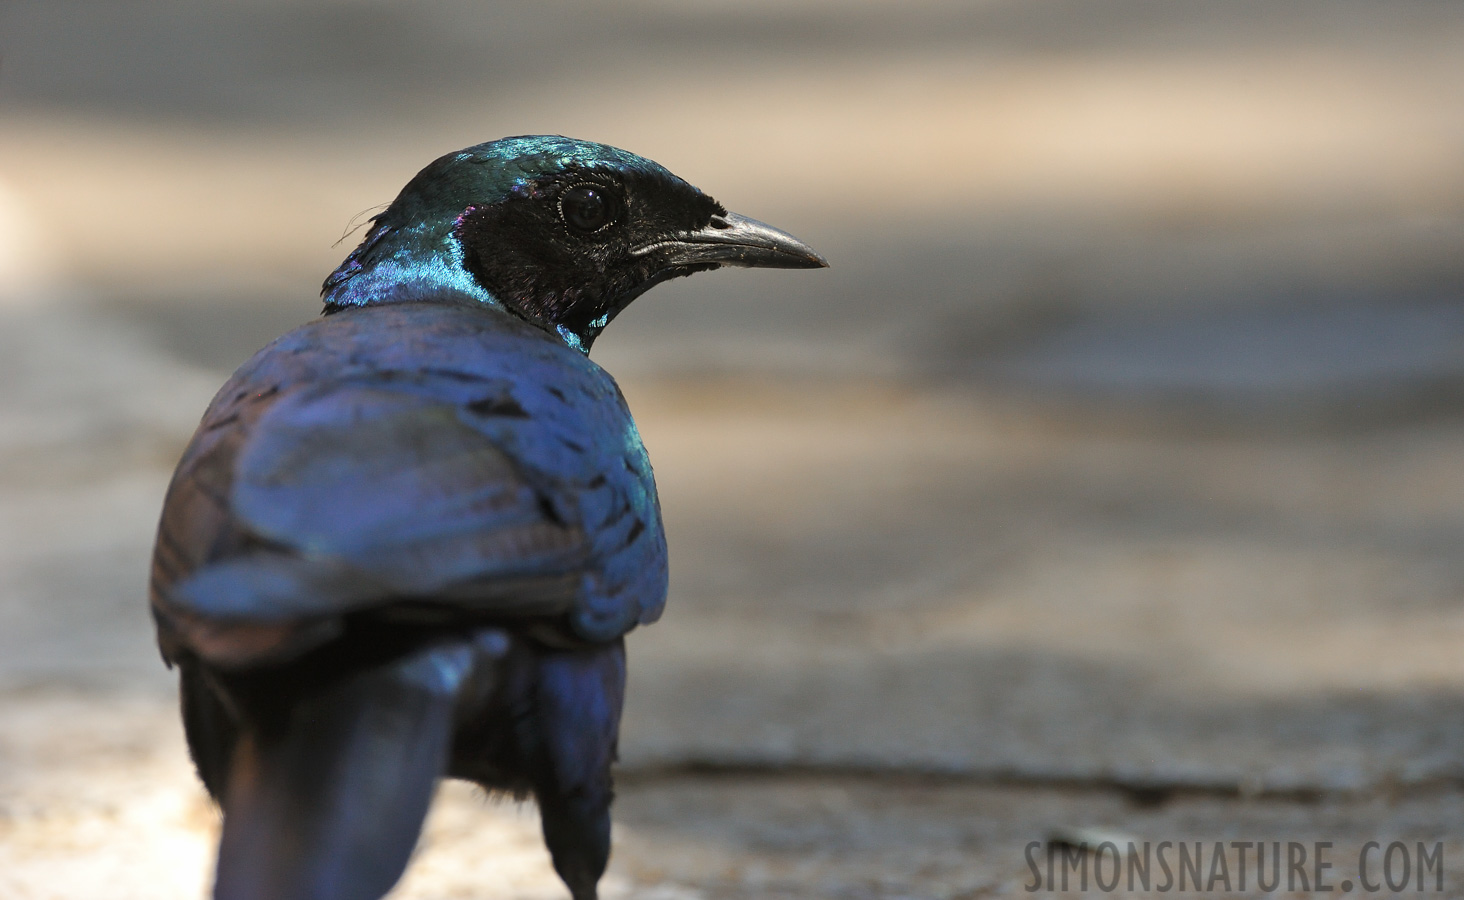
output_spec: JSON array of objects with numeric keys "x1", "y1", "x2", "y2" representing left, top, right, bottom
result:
[{"x1": 323, "y1": 135, "x2": 826, "y2": 352}]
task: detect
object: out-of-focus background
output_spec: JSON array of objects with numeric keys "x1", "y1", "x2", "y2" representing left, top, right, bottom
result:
[{"x1": 2, "y1": 2, "x2": 1463, "y2": 897}]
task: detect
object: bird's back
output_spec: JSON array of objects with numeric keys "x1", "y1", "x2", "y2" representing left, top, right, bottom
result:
[{"x1": 150, "y1": 300, "x2": 668, "y2": 671}]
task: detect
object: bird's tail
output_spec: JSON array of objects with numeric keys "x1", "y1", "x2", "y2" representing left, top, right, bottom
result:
[{"x1": 212, "y1": 638, "x2": 493, "y2": 900}]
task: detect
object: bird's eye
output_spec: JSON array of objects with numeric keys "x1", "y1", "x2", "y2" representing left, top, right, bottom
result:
[{"x1": 559, "y1": 184, "x2": 617, "y2": 233}]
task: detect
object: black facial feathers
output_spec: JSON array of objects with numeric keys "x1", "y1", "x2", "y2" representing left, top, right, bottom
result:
[{"x1": 455, "y1": 168, "x2": 724, "y2": 340}]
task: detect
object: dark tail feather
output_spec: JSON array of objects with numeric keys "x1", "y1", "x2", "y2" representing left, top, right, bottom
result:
[{"x1": 213, "y1": 641, "x2": 480, "y2": 900}]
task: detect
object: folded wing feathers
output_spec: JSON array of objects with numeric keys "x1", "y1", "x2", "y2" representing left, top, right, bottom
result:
[{"x1": 166, "y1": 380, "x2": 605, "y2": 638}]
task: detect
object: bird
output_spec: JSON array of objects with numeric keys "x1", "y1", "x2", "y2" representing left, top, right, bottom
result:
[{"x1": 147, "y1": 135, "x2": 826, "y2": 900}]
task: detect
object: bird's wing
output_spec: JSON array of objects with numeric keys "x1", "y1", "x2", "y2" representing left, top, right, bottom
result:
[
  {"x1": 237, "y1": 379, "x2": 588, "y2": 609},
  {"x1": 154, "y1": 376, "x2": 600, "y2": 666}
]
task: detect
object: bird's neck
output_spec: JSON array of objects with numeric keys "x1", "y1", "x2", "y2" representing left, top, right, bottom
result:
[
  {"x1": 322, "y1": 221, "x2": 495, "y2": 311},
  {"x1": 321, "y1": 220, "x2": 602, "y2": 355}
]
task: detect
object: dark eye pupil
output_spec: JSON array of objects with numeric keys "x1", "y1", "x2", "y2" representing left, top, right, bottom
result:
[{"x1": 562, "y1": 185, "x2": 611, "y2": 232}]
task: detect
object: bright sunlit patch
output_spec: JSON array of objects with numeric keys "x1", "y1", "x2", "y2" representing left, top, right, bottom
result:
[{"x1": 0, "y1": 179, "x2": 57, "y2": 304}]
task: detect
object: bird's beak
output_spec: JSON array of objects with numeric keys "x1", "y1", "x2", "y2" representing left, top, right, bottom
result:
[{"x1": 632, "y1": 212, "x2": 828, "y2": 270}]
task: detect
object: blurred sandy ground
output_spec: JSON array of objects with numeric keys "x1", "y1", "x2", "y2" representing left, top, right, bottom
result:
[{"x1": 2, "y1": 1, "x2": 1464, "y2": 897}]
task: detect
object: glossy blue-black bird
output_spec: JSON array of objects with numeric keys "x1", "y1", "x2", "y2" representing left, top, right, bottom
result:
[{"x1": 148, "y1": 135, "x2": 825, "y2": 900}]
